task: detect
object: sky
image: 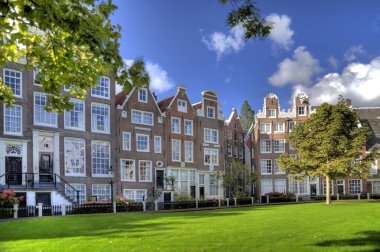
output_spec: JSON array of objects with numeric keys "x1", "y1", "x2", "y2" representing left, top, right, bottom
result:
[{"x1": 111, "y1": 0, "x2": 380, "y2": 116}]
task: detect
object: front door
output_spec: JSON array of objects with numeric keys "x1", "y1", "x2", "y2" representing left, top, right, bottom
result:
[
  {"x1": 156, "y1": 170, "x2": 164, "y2": 190},
  {"x1": 39, "y1": 153, "x2": 53, "y2": 183},
  {"x1": 5, "y1": 156, "x2": 22, "y2": 185},
  {"x1": 310, "y1": 184, "x2": 317, "y2": 196},
  {"x1": 337, "y1": 180, "x2": 344, "y2": 194}
]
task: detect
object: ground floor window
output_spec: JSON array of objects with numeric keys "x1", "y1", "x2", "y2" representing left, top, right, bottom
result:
[
  {"x1": 349, "y1": 179, "x2": 361, "y2": 194},
  {"x1": 65, "y1": 184, "x2": 86, "y2": 204},
  {"x1": 322, "y1": 179, "x2": 333, "y2": 195},
  {"x1": 288, "y1": 177, "x2": 307, "y2": 194},
  {"x1": 261, "y1": 179, "x2": 273, "y2": 195},
  {"x1": 169, "y1": 169, "x2": 197, "y2": 195},
  {"x1": 209, "y1": 175, "x2": 218, "y2": 196},
  {"x1": 123, "y1": 189, "x2": 147, "y2": 202},
  {"x1": 274, "y1": 179, "x2": 286, "y2": 193},
  {"x1": 373, "y1": 181, "x2": 380, "y2": 193},
  {"x1": 92, "y1": 184, "x2": 111, "y2": 201}
]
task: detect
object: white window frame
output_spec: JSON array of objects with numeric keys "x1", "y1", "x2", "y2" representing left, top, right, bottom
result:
[
  {"x1": 184, "y1": 119, "x2": 193, "y2": 136},
  {"x1": 373, "y1": 181, "x2": 380, "y2": 194},
  {"x1": 260, "y1": 159, "x2": 272, "y2": 175},
  {"x1": 34, "y1": 92, "x2": 57, "y2": 127},
  {"x1": 120, "y1": 159, "x2": 136, "y2": 182},
  {"x1": 64, "y1": 138, "x2": 86, "y2": 176},
  {"x1": 274, "y1": 139, "x2": 285, "y2": 153},
  {"x1": 122, "y1": 132, "x2": 131, "y2": 151},
  {"x1": 207, "y1": 106, "x2": 216, "y2": 119},
  {"x1": 131, "y1": 109, "x2": 154, "y2": 126},
  {"x1": 261, "y1": 179, "x2": 273, "y2": 195},
  {"x1": 274, "y1": 159, "x2": 285, "y2": 174},
  {"x1": 3, "y1": 68, "x2": 22, "y2": 98},
  {"x1": 3, "y1": 104, "x2": 22, "y2": 136},
  {"x1": 184, "y1": 141, "x2": 193, "y2": 163},
  {"x1": 227, "y1": 145, "x2": 232, "y2": 157},
  {"x1": 139, "y1": 160, "x2": 152, "y2": 182},
  {"x1": 260, "y1": 139, "x2": 272, "y2": 153},
  {"x1": 92, "y1": 184, "x2": 111, "y2": 201},
  {"x1": 274, "y1": 123, "x2": 285, "y2": 133},
  {"x1": 348, "y1": 179, "x2": 361, "y2": 194},
  {"x1": 370, "y1": 160, "x2": 378, "y2": 174},
  {"x1": 91, "y1": 76, "x2": 110, "y2": 99},
  {"x1": 260, "y1": 123, "x2": 271, "y2": 134},
  {"x1": 204, "y1": 148, "x2": 219, "y2": 166},
  {"x1": 91, "y1": 102, "x2": 110, "y2": 134},
  {"x1": 136, "y1": 134, "x2": 149, "y2": 152},
  {"x1": 33, "y1": 67, "x2": 42, "y2": 86},
  {"x1": 204, "y1": 128, "x2": 218, "y2": 144},
  {"x1": 274, "y1": 179, "x2": 286, "y2": 194},
  {"x1": 268, "y1": 109, "x2": 276, "y2": 118},
  {"x1": 171, "y1": 117, "x2": 181, "y2": 134},
  {"x1": 288, "y1": 121, "x2": 295, "y2": 132},
  {"x1": 91, "y1": 140, "x2": 110, "y2": 177},
  {"x1": 138, "y1": 88, "x2": 148, "y2": 103},
  {"x1": 172, "y1": 139, "x2": 181, "y2": 162},
  {"x1": 177, "y1": 99, "x2": 187, "y2": 113},
  {"x1": 154, "y1": 136, "x2": 162, "y2": 153},
  {"x1": 64, "y1": 98, "x2": 85, "y2": 131},
  {"x1": 65, "y1": 184, "x2": 86, "y2": 204},
  {"x1": 298, "y1": 106, "x2": 306, "y2": 116},
  {"x1": 123, "y1": 189, "x2": 147, "y2": 202}
]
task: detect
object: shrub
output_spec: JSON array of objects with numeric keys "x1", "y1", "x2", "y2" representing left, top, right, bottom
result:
[
  {"x1": 233, "y1": 191, "x2": 249, "y2": 198},
  {"x1": 174, "y1": 194, "x2": 195, "y2": 202},
  {"x1": 0, "y1": 190, "x2": 24, "y2": 207},
  {"x1": 115, "y1": 195, "x2": 135, "y2": 205}
]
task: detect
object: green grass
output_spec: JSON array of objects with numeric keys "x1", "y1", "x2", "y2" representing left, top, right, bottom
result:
[{"x1": 1, "y1": 201, "x2": 380, "y2": 252}]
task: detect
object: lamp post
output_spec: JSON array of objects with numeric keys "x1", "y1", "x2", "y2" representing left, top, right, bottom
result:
[{"x1": 108, "y1": 166, "x2": 115, "y2": 206}]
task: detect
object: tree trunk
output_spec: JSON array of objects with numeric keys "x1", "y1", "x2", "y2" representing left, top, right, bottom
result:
[{"x1": 325, "y1": 175, "x2": 331, "y2": 205}]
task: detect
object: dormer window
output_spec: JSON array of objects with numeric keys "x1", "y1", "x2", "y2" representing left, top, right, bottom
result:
[
  {"x1": 178, "y1": 99, "x2": 187, "y2": 113},
  {"x1": 207, "y1": 106, "x2": 215, "y2": 119},
  {"x1": 298, "y1": 106, "x2": 306, "y2": 116},
  {"x1": 138, "y1": 88, "x2": 148, "y2": 103},
  {"x1": 268, "y1": 109, "x2": 276, "y2": 118}
]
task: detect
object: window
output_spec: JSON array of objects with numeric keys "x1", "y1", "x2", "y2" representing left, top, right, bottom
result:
[
  {"x1": 33, "y1": 67, "x2": 42, "y2": 86},
  {"x1": 349, "y1": 179, "x2": 361, "y2": 194},
  {"x1": 227, "y1": 130, "x2": 232, "y2": 139},
  {"x1": 204, "y1": 148, "x2": 218, "y2": 166},
  {"x1": 260, "y1": 123, "x2": 271, "y2": 134},
  {"x1": 64, "y1": 138, "x2": 85, "y2": 176},
  {"x1": 322, "y1": 179, "x2": 333, "y2": 195},
  {"x1": 171, "y1": 117, "x2": 180, "y2": 133},
  {"x1": 289, "y1": 177, "x2": 308, "y2": 194},
  {"x1": 370, "y1": 160, "x2": 378, "y2": 174},
  {"x1": 91, "y1": 141, "x2": 110, "y2": 176},
  {"x1": 233, "y1": 146, "x2": 238, "y2": 158},
  {"x1": 288, "y1": 121, "x2": 295, "y2": 132},
  {"x1": 274, "y1": 139, "x2": 285, "y2": 153},
  {"x1": 260, "y1": 159, "x2": 272, "y2": 175},
  {"x1": 138, "y1": 88, "x2": 148, "y2": 102},
  {"x1": 136, "y1": 134, "x2": 149, "y2": 152},
  {"x1": 91, "y1": 76, "x2": 110, "y2": 99},
  {"x1": 261, "y1": 179, "x2": 273, "y2": 195},
  {"x1": 239, "y1": 147, "x2": 244, "y2": 159},
  {"x1": 260, "y1": 139, "x2": 272, "y2": 153},
  {"x1": 268, "y1": 109, "x2": 276, "y2": 118},
  {"x1": 274, "y1": 159, "x2": 285, "y2": 174},
  {"x1": 64, "y1": 99, "x2": 85, "y2": 130},
  {"x1": 180, "y1": 170, "x2": 188, "y2": 194},
  {"x1": 91, "y1": 103, "x2": 110, "y2": 133},
  {"x1": 4, "y1": 104, "x2": 22, "y2": 135},
  {"x1": 373, "y1": 181, "x2": 380, "y2": 194},
  {"x1": 184, "y1": 141, "x2": 193, "y2": 162},
  {"x1": 65, "y1": 184, "x2": 86, "y2": 204},
  {"x1": 123, "y1": 132, "x2": 131, "y2": 151},
  {"x1": 274, "y1": 123, "x2": 285, "y2": 133},
  {"x1": 204, "y1": 128, "x2": 218, "y2": 144},
  {"x1": 34, "y1": 93, "x2": 57, "y2": 126},
  {"x1": 172, "y1": 139, "x2": 181, "y2": 161},
  {"x1": 131, "y1": 110, "x2": 153, "y2": 126},
  {"x1": 274, "y1": 179, "x2": 286, "y2": 193},
  {"x1": 199, "y1": 174, "x2": 205, "y2": 185},
  {"x1": 124, "y1": 189, "x2": 146, "y2": 202},
  {"x1": 92, "y1": 184, "x2": 111, "y2": 201},
  {"x1": 178, "y1": 99, "x2": 187, "y2": 112},
  {"x1": 184, "y1": 120, "x2": 193, "y2": 135},
  {"x1": 139, "y1": 160, "x2": 152, "y2": 182},
  {"x1": 227, "y1": 145, "x2": 232, "y2": 157},
  {"x1": 207, "y1": 106, "x2": 215, "y2": 118},
  {"x1": 298, "y1": 106, "x2": 305, "y2": 116},
  {"x1": 154, "y1": 136, "x2": 162, "y2": 153},
  {"x1": 4, "y1": 69, "x2": 22, "y2": 97},
  {"x1": 121, "y1": 159, "x2": 135, "y2": 181},
  {"x1": 209, "y1": 175, "x2": 218, "y2": 196}
]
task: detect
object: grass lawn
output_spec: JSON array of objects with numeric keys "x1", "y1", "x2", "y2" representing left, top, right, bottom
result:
[{"x1": 1, "y1": 201, "x2": 379, "y2": 252}]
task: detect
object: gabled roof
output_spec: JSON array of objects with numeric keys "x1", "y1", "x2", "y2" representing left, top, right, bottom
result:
[
  {"x1": 158, "y1": 96, "x2": 174, "y2": 112},
  {"x1": 115, "y1": 90, "x2": 131, "y2": 106},
  {"x1": 192, "y1": 102, "x2": 202, "y2": 111},
  {"x1": 355, "y1": 107, "x2": 380, "y2": 150}
]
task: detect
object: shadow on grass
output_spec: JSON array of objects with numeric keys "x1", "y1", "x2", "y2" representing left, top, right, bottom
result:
[{"x1": 315, "y1": 231, "x2": 380, "y2": 252}]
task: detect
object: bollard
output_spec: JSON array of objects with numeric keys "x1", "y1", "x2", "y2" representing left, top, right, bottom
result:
[
  {"x1": 38, "y1": 203, "x2": 43, "y2": 217},
  {"x1": 142, "y1": 201, "x2": 146, "y2": 212},
  {"x1": 61, "y1": 204, "x2": 66, "y2": 216},
  {"x1": 267, "y1": 195, "x2": 269, "y2": 205},
  {"x1": 251, "y1": 197, "x2": 254, "y2": 205},
  {"x1": 226, "y1": 198, "x2": 229, "y2": 207},
  {"x1": 367, "y1": 193, "x2": 370, "y2": 200},
  {"x1": 155, "y1": 200, "x2": 158, "y2": 211},
  {"x1": 113, "y1": 202, "x2": 116, "y2": 213},
  {"x1": 218, "y1": 199, "x2": 221, "y2": 207},
  {"x1": 196, "y1": 200, "x2": 198, "y2": 209},
  {"x1": 234, "y1": 197, "x2": 237, "y2": 206},
  {"x1": 337, "y1": 194, "x2": 340, "y2": 201},
  {"x1": 13, "y1": 204, "x2": 19, "y2": 219},
  {"x1": 296, "y1": 195, "x2": 299, "y2": 203},
  {"x1": 358, "y1": 193, "x2": 360, "y2": 200}
]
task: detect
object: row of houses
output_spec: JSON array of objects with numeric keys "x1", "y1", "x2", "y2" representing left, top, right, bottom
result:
[{"x1": 1, "y1": 64, "x2": 379, "y2": 206}]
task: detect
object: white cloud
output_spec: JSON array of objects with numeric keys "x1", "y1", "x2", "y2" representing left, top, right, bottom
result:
[
  {"x1": 293, "y1": 57, "x2": 380, "y2": 106},
  {"x1": 202, "y1": 24, "x2": 246, "y2": 60},
  {"x1": 266, "y1": 13, "x2": 294, "y2": 50},
  {"x1": 268, "y1": 46, "x2": 321, "y2": 86},
  {"x1": 344, "y1": 45, "x2": 365, "y2": 62},
  {"x1": 328, "y1": 56, "x2": 339, "y2": 69}
]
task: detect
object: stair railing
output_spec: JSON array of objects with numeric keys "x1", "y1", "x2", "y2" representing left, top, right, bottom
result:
[{"x1": 54, "y1": 174, "x2": 80, "y2": 204}]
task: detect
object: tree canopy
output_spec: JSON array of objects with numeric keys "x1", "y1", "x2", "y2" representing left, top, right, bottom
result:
[
  {"x1": 239, "y1": 100, "x2": 255, "y2": 130},
  {"x1": 224, "y1": 160, "x2": 256, "y2": 197},
  {"x1": 278, "y1": 97, "x2": 378, "y2": 205}
]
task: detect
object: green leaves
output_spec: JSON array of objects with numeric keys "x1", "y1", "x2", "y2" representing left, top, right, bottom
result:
[{"x1": 239, "y1": 100, "x2": 254, "y2": 130}]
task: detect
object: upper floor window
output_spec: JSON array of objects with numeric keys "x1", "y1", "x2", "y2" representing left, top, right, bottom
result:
[
  {"x1": 370, "y1": 160, "x2": 378, "y2": 174},
  {"x1": 260, "y1": 123, "x2": 271, "y2": 134},
  {"x1": 274, "y1": 139, "x2": 285, "y2": 153},
  {"x1": 178, "y1": 99, "x2": 187, "y2": 113},
  {"x1": 260, "y1": 139, "x2": 272, "y2": 153},
  {"x1": 122, "y1": 132, "x2": 131, "y2": 151},
  {"x1": 274, "y1": 159, "x2": 285, "y2": 174},
  {"x1": 298, "y1": 106, "x2": 306, "y2": 116},
  {"x1": 91, "y1": 76, "x2": 110, "y2": 99},
  {"x1": 207, "y1": 106, "x2": 215, "y2": 119},
  {"x1": 227, "y1": 144, "x2": 232, "y2": 157},
  {"x1": 136, "y1": 134, "x2": 149, "y2": 152},
  {"x1": 4, "y1": 104, "x2": 22, "y2": 135},
  {"x1": 64, "y1": 99, "x2": 85, "y2": 131},
  {"x1": 204, "y1": 148, "x2": 218, "y2": 166},
  {"x1": 260, "y1": 159, "x2": 272, "y2": 175},
  {"x1": 4, "y1": 69, "x2": 22, "y2": 97},
  {"x1": 184, "y1": 141, "x2": 193, "y2": 163},
  {"x1": 91, "y1": 141, "x2": 110, "y2": 176},
  {"x1": 154, "y1": 136, "x2": 162, "y2": 153},
  {"x1": 204, "y1": 128, "x2": 218, "y2": 144},
  {"x1": 268, "y1": 109, "x2": 276, "y2": 118},
  {"x1": 131, "y1": 109, "x2": 153, "y2": 126},
  {"x1": 91, "y1": 103, "x2": 110, "y2": 133},
  {"x1": 184, "y1": 120, "x2": 193, "y2": 136},
  {"x1": 33, "y1": 67, "x2": 42, "y2": 86},
  {"x1": 233, "y1": 146, "x2": 238, "y2": 158},
  {"x1": 139, "y1": 160, "x2": 152, "y2": 182},
  {"x1": 172, "y1": 139, "x2": 181, "y2": 162},
  {"x1": 34, "y1": 93, "x2": 57, "y2": 127},
  {"x1": 138, "y1": 88, "x2": 148, "y2": 103},
  {"x1": 121, "y1": 159, "x2": 135, "y2": 182},
  {"x1": 274, "y1": 123, "x2": 285, "y2": 133},
  {"x1": 64, "y1": 138, "x2": 85, "y2": 176},
  {"x1": 171, "y1": 117, "x2": 180, "y2": 133},
  {"x1": 288, "y1": 121, "x2": 295, "y2": 132}
]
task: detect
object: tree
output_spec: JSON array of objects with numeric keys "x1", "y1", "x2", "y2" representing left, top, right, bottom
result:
[
  {"x1": 224, "y1": 160, "x2": 257, "y2": 197},
  {"x1": 0, "y1": 0, "x2": 270, "y2": 111},
  {"x1": 278, "y1": 97, "x2": 378, "y2": 205},
  {"x1": 239, "y1": 100, "x2": 254, "y2": 130}
]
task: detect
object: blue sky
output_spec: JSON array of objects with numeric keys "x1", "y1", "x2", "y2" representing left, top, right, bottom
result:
[{"x1": 111, "y1": 0, "x2": 380, "y2": 116}]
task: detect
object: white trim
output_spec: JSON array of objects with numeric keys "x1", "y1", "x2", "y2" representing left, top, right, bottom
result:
[
  {"x1": 136, "y1": 133, "x2": 150, "y2": 152},
  {"x1": 177, "y1": 99, "x2": 187, "y2": 113},
  {"x1": 348, "y1": 179, "x2": 362, "y2": 194},
  {"x1": 138, "y1": 88, "x2": 148, "y2": 103},
  {"x1": 90, "y1": 102, "x2": 110, "y2": 134},
  {"x1": 260, "y1": 139, "x2": 272, "y2": 153},
  {"x1": 184, "y1": 119, "x2": 193, "y2": 136},
  {"x1": 123, "y1": 189, "x2": 147, "y2": 202},
  {"x1": 171, "y1": 117, "x2": 181, "y2": 134},
  {"x1": 3, "y1": 104, "x2": 23, "y2": 136},
  {"x1": 3, "y1": 68, "x2": 22, "y2": 98},
  {"x1": 64, "y1": 98, "x2": 85, "y2": 131},
  {"x1": 204, "y1": 128, "x2": 218, "y2": 144},
  {"x1": 33, "y1": 92, "x2": 58, "y2": 128},
  {"x1": 184, "y1": 141, "x2": 193, "y2": 163},
  {"x1": 207, "y1": 106, "x2": 216, "y2": 119},
  {"x1": 204, "y1": 148, "x2": 219, "y2": 166},
  {"x1": 260, "y1": 159, "x2": 272, "y2": 175},
  {"x1": 131, "y1": 109, "x2": 154, "y2": 126},
  {"x1": 91, "y1": 76, "x2": 110, "y2": 100},
  {"x1": 154, "y1": 136, "x2": 162, "y2": 154},
  {"x1": 139, "y1": 160, "x2": 152, "y2": 182},
  {"x1": 91, "y1": 140, "x2": 111, "y2": 177},
  {"x1": 273, "y1": 123, "x2": 285, "y2": 133},
  {"x1": 268, "y1": 109, "x2": 276, "y2": 118},
  {"x1": 172, "y1": 139, "x2": 181, "y2": 162},
  {"x1": 122, "y1": 132, "x2": 131, "y2": 151},
  {"x1": 64, "y1": 137, "x2": 86, "y2": 177},
  {"x1": 120, "y1": 159, "x2": 136, "y2": 182}
]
